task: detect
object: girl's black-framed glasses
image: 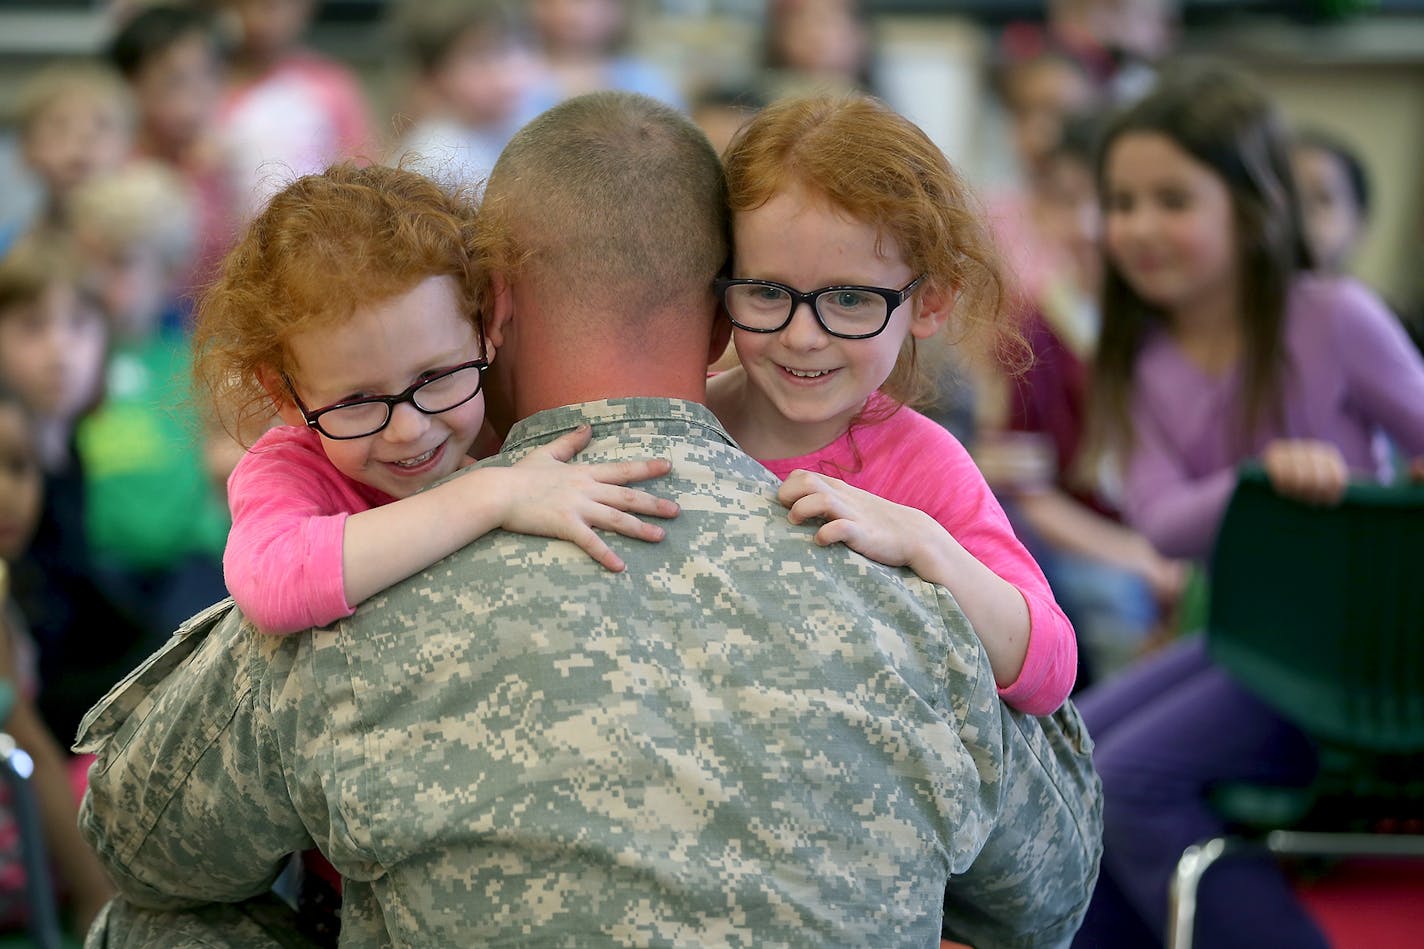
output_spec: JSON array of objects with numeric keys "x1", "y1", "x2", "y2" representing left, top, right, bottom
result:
[
  {"x1": 284, "y1": 358, "x2": 488, "y2": 440},
  {"x1": 713, "y1": 275, "x2": 925, "y2": 340}
]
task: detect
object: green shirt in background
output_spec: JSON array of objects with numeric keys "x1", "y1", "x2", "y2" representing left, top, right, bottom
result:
[{"x1": 76, "y1": 331, "x2": 228, "y2": 572}]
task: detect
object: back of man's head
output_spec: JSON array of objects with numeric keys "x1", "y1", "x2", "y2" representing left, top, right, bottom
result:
[{"x1": 481, "y1": 92, "x2": 729, "y2": 327}]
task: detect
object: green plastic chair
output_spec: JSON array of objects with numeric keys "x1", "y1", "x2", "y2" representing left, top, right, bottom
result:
[{"x1": 1167, "y1": 468, "x2": 1424, "y2": 948}]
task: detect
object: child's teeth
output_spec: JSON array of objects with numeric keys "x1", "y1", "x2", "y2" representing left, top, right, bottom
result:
[
  {"x1": 396, "y1": 447, "x2": 436, "y2": 468},
  {"x1": 787, "y1": 368, "x2": 829, "y2": 378}
]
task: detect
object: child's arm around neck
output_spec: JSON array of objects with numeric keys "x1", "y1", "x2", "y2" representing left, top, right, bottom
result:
[{"x1": 240, "y1": 426, "x2": 678, "y2": 635}]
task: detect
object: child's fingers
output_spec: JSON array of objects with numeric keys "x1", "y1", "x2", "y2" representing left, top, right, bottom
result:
[
  {"x1": 539, "y1": 425, "x2": 594, "y2": 463},
  {"x1": 777, "y1": 469, "x2": 830, "y2": 507},
  {"x1": 786, "y1": 492, "x2": 841, "y2": 526},
  {"x1": 815, "y1": 519, "x2": 858, "y2": 548},
  {"x1": 566, "y1": 523, "x2": 627, "y2": 572},
  {"x1": 586, "y1": 505, "x2": 668, "y2": 543},
  {"x1": 586, "y1": 457, "x2": 673, "y2": 486},
  {"x1": 592, "y1": 484, "x2": 679, "y2": 519},
  {"x1": 1265, "y1": 443, "x2": 1347, "y2": 505}
]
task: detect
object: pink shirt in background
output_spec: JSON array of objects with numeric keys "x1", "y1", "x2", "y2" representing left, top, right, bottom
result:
[
  {"x1": 757, "y1": 393, "x2": 1077, "y2": 716},
  {"x1": 224, "y1": 425, "x2": 391, "y2": 635},
  {"x1": 987, "y1": 186, "x2": 1072, "y2": 307},
  {"x1": 219, "y1": 51, "x2": 374, "y2": 219}
]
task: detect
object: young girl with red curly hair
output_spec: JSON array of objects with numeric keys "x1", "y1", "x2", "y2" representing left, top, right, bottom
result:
[
  {"x1": 194, "y1": 163, "x2": 675, "y2": 637},
  {"x1": 706, "y1": 92, "x2": 1077, "y2": 715}
]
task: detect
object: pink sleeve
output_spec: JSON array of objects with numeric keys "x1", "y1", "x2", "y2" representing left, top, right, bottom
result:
[
  {"x1": 224, "y1": 445, "x2": 357, "y2": 635},
  {"x1": 878, "y1": 421, "x2": 1077, "y2": 715}
]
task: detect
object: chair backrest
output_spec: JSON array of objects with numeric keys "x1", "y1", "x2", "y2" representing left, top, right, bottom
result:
[{"x1": 1207, "y1": 468, "x2": 1424, "y2": 754}]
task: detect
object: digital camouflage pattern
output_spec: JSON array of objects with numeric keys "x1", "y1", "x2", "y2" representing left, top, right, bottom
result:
[{"x1": 78, "y1": 399, "x2": 1101, "y2": 948}]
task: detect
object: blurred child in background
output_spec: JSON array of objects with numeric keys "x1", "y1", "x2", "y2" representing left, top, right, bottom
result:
[
  {"x1": 0, "y1": 234, "x2": 152, "y2": 749},
  {"x1": 1291, "y1": 128, "x2": 1371, "y2": 277},
  {"x1": 987, "y1": 47, "x2": 1099, "y2": 309},
  {"x1": 0, "y1": 236, "x2": 105, "y2": 484},
  {"x1": 525, "y1": 0, "x2": 684, "y2": 111},
  {"x1": 761, "y1": 0, "x2": 875, "y2": 98},
  {"x1": 217, "y1": 0, "x2": 375, "y2": 218},
  {"x1": 0, "y1": 387, "x2": 113, "y2": 940},
  {"x1": 109, "y1": 3, "x2": 236, "y2": 304},
  {"x1": 688, "y1": 83, "x2": 766, "y2": 159},
  {"x1": 6, "y1": 60, "x2": 134, "y2": 255},
  {"x1": 978, "y1": 113, "x2": 1186, "y2": 685},
  {"x1": 388, "y1": 0, "x2": 539, "y2": 190},
  {"x1": 70, "y1": 163, "x2": 230, "y2": 638},
  {"x1": 1044, "y1": 0, "x2": 1178, "y2": 102},
  {"x1": 1074, "y1": 62, "x2": 1424, "y2": 949}
]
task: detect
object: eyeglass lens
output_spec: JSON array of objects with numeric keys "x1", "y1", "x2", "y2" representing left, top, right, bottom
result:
[
  {"x1": 316, "y1": 363, "x2": 484, "y2": 438},
  {"x1": 723, "y1": 283, "x2": 889, "y2": 336}
]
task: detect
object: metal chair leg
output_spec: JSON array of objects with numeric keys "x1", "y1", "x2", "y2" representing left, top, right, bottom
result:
[
  {"x1": 1167, "y1": 832, "x2": 1424, "y2": 949},
  {"x1": 1167, "y1": 837, "x2": 1239, "y2": 949}
]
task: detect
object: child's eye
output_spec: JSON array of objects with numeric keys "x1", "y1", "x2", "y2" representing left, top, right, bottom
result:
[
  {"x1": 1157, "y1": 189, "x2": 1191, "y2": 210},
  {"x1": 828, "y1": 290, "x2": 874, "y2": 310}
]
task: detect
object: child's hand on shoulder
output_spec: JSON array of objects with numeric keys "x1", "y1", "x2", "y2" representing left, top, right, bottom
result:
[
  {"x1": 491, "y1": 425, "x2": 679, "y2": 571},
  {"x1": 1261, "y1": 438, "x2": 1348, "y2": 506},
  {"x1": 778, "y1": 469, "x2": 944, "y2": 570}
]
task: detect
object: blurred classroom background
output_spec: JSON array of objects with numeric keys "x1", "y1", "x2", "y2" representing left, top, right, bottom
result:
[{"x1": 0, "y1": 1, "x2": 1418, "y2": 314}]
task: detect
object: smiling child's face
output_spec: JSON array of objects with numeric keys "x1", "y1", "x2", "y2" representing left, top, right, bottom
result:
[
  {"x1": 729, "y1": 185, "x2": 942, "y2": 457},
  {"x1": 276, "y1": 275, "x2": 489, "y2": 500}
]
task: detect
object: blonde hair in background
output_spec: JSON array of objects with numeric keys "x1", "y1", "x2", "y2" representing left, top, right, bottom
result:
[
  {"x1": 0, "y1": 232, "x2": 90, "y2": 315},
  {"x1": 15, "y1": 59, "x2": 135, "y2": 139},
  {"x1": 69, "y1": 162, "x2": 198, "y2": 276}
]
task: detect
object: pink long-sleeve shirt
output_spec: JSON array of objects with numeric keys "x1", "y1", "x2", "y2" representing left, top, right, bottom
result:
[
  {"x1": 1124, "y1": 274, "x2": 1424, "y2": 561},
  {"x1": 757, "y1": 394, "x2": 1077, "y2": 715},
  {"x1": 224, "y1": 425, "x2": 392, "y2": 635}
]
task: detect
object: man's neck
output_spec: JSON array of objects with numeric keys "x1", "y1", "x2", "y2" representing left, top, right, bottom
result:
[
  {"x1": 513, "y1": 360, "x2": 709, "y2": 421},
  {"x1": 500, "y1": 294, "x2": 717, "y2": 425}
]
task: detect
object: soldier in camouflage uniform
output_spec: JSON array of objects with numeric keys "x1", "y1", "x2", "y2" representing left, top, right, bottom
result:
[{"x1": 78, "y1": 91, "x2": 1101, "y2": 948}]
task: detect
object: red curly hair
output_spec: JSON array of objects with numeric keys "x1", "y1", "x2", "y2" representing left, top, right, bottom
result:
[
  {"x1": 721, "y1": 91, "x2": 1019, "y2": 410},
  {"x1": 192, "y1": 163, "x2": 486, "y2": 442}
]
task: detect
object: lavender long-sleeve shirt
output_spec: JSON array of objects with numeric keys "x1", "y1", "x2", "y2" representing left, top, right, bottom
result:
[{"x1": 1124, "y1": 274, "x2": 1424, "y2": 560}]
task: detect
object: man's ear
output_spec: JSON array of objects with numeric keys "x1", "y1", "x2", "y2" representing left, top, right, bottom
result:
[
  {"x1": 258, "y1": 366, "x2": 305, "y2": 429},
  {"x1": 485, "y1": 273, "x2": 514, "y2": 350},
  {"x1": 908, "y1": 281, "x2": 956, "y2": 340}
]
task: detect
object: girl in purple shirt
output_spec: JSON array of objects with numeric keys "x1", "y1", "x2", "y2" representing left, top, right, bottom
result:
[
  {"x1": 705, "y1": 93, "x2": 1077, "y2": 716},
  {"x1": 1073, "y1": 63, "x2": 1424, "y2": 949}
]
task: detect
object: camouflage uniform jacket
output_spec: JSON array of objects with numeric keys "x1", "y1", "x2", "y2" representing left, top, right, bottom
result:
[{"x1": 77, "y1": 398, "x2": 1101, "y2": 948}]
